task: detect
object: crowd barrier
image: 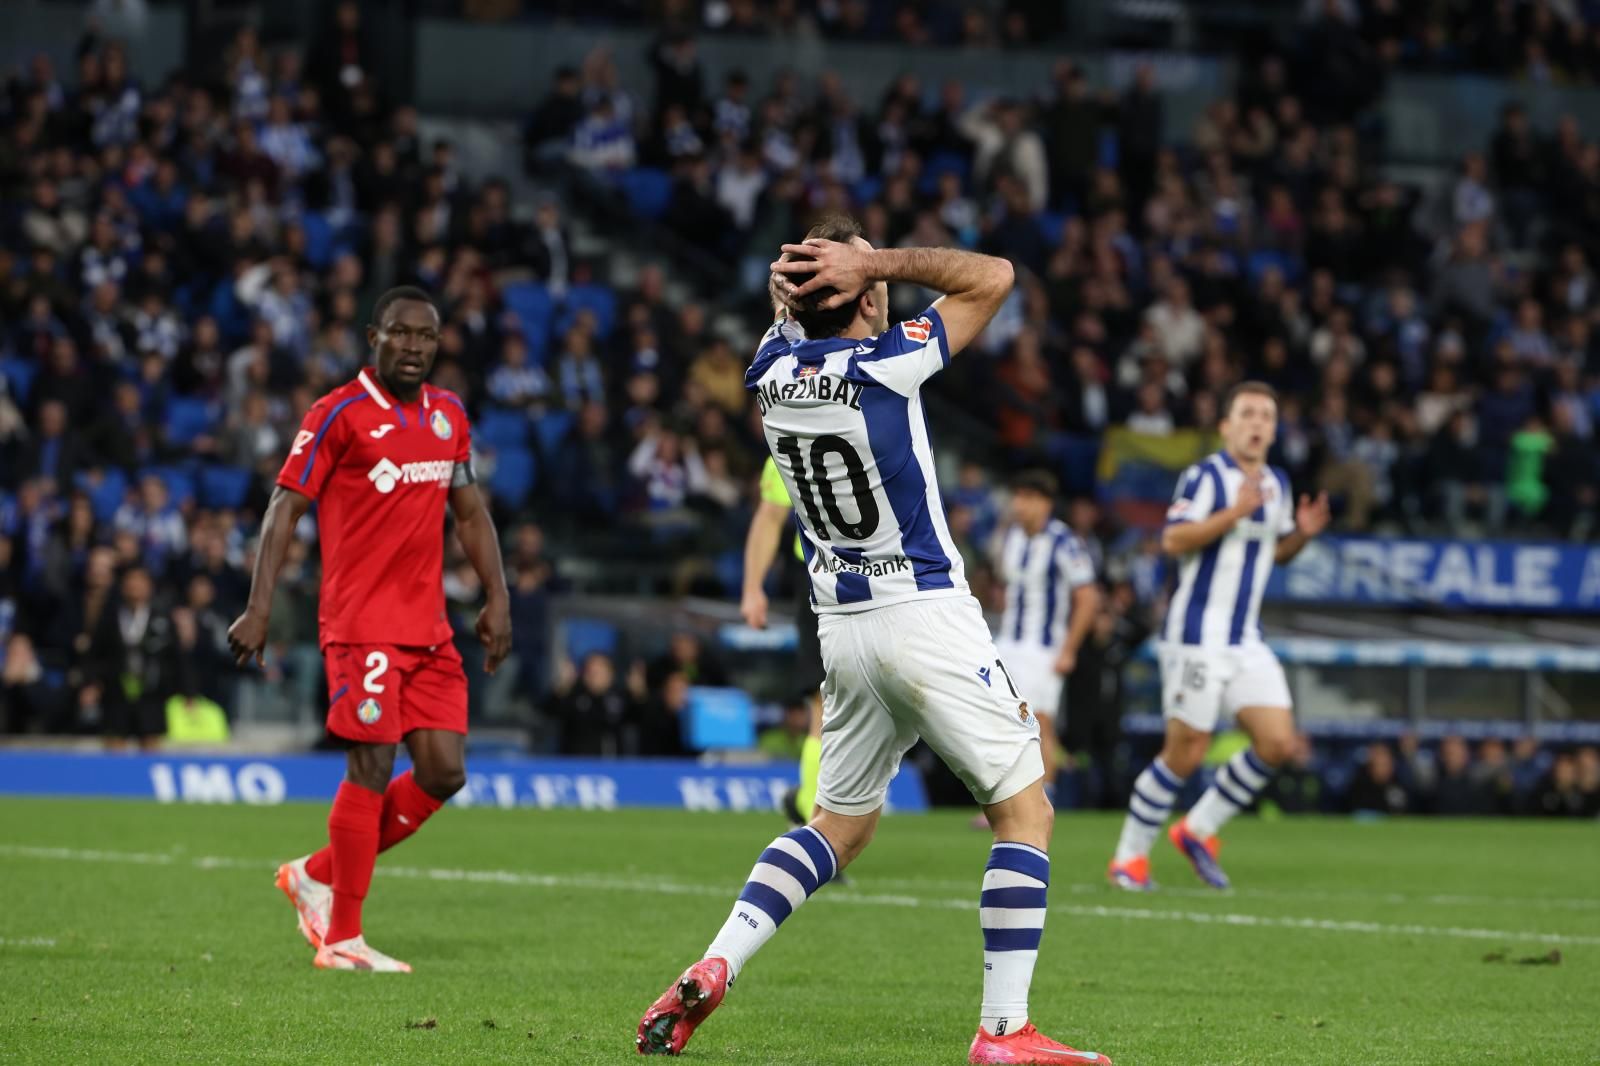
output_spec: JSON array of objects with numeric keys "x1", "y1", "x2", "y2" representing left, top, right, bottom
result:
[{"x1": 0, "y1": 752, "x2": 930, "y2": 812}]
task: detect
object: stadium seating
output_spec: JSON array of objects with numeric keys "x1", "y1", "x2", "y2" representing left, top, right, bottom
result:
[
  {"x1": 163, "y1": 397, "x2": 218, "y2": 448},
  {"x1": 197, "y1": 464, "x2": 253, "y2": 510},
  {"x1": 486, "y1": 445, "x2": 536, "y2": 508},
  {"x1": 617, "y1": 167, "x2": 674, "y2": 221},
  {"x1": 476, "y1": 407, "x2": 530, "y2": 450}
]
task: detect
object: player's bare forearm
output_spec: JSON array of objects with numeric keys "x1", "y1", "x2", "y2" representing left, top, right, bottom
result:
[
  {"x1": 1161, "y1": 506, "x2": 1247, "y2": 557},
  {"x1": 867, "y1": 246, "x2": 1013, "y2": 300},
  {"x1": 451, "y1": 487, "x2": 510, "y2": 606},
  {"x1": 1065, "y1": 584, "x2": 1101, "y2": 656},
  {"x1": 1275, "y1": 530, "x2": 1311, "y2": 565},
  {"x1": 743, "y1": 501, "x2": 788, "y2": 601},
  {"x1": 245, "y1": 485, "x2": 311, "y2": 615}
]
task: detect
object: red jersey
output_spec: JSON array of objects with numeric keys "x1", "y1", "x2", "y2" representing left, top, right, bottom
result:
[{"x1": 277, "y1": 368, "x2": 472, "y2": 649}]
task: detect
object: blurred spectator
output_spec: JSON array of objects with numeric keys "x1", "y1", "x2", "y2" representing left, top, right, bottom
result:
[
  {"x1": 1345, "y1": 743, "x2": 1411, "y2": 814},
  {"x1": 550, "y1": 652, "x2": 640, "y2": 756},
  {"x1": 1530, "y1": 753, "x2": 1588, "y2": 817},
  {"x1": 758, "y1": 695, "x2": 812, "y2": 762},
  {"x1": 1430, "y1": 735, "x2": 1489, "y2": 815},
  {"x1": 86, "y1": 566, "x2": 175, "y2": 749}
]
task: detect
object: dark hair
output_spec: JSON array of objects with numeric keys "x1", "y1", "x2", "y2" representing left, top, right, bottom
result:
[
  {"x1": 1221, "y1": 380, "x2": 1278, "y2": 419},
  {"x1": 1011, "y1": 469, "x2": 1059, "y2": 499},
  {"x1": 371, "y1": 285, "x2": 436, "y2": 327},
  {"x1": 785, "y1": 214, "x2": 865, "y2": 340}
]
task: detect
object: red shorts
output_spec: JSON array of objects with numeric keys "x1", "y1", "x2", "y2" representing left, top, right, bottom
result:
[{"x1": 324, "y1": 641, "x2": 468, "y2": 744}]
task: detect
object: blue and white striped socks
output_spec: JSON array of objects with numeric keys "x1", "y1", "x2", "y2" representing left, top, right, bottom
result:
[
  {"x1": 979, "y1": 842, "x2": 1050, "y2": 1037},
  {"x1": 1185, "y1": 748, "x2": 1274, "y2": 838},
  {"x1": 1115, "y1": 757, "x2": 1185, "y2": 861},
  {"x1": 705, "y1": 826, "x2": 838, "y2": 981}
]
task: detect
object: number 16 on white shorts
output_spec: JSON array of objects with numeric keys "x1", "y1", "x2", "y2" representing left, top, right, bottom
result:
[{"x1": 1158, "y1": 642, "x2": 1292, "y2": 733}]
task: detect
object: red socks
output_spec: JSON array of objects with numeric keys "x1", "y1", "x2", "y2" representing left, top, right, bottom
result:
[
  {"x1": 324, "y1": 781, "x2": 384, "y2": 945},
  {"x1": 377, "y1": 771, "x2": 446, "y2": 850},
  {"x1": 306, "y1": 772, "x2": 446, "y2": 884}
]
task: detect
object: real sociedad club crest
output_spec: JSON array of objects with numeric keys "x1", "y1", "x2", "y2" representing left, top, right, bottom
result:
[
  {"x1": 357, "y1": 698, "x2": 382, "y2": 724},
  {"x1": 429, "y1": 408, "x2": 452, "y2": 440}
]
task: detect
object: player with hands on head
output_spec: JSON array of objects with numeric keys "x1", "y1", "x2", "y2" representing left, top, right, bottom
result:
[{"x1": 637, "y1": 218, "x2": 1113, "y2": 1065}]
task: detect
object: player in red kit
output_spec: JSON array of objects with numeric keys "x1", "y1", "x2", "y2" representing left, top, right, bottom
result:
[{"x1": 228, "y1": 286, "x2": 511, "y2": 972}]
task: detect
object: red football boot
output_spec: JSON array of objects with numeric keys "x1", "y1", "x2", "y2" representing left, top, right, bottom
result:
[
  {"x1": 635, "y1": 956, "x2": 731, "y2": 1056},
  {"x1": 969, "y1": 1022, "x2": 1114, "y2": 1064}
]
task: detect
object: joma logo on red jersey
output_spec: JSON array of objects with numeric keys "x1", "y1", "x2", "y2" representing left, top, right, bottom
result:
[{"x1": 367, "y1": 458, "x2": 452, "y2": 494}]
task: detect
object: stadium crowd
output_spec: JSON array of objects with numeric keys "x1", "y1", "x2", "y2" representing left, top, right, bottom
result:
[{"x1": 0, "y1": 6, "x2": 1596, "y2": 817}]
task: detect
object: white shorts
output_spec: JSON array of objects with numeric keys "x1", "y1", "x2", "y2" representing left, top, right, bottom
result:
[
  {"x1": 992, "y1": 641, "x2": 1064, "y2": 719},
  {"x1": 816, "y1": 596, "x2": 1044, "y2": 816},
  {"x1": 1159, "y1": 641, "x2": 1292, "y2": 734}
]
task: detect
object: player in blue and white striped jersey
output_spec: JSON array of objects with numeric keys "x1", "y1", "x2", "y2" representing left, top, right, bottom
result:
[
  {"x1": 993, "y1": 470, "x2": 1101, "y2": 798},
  {"x1": 1109, "y1": 382, "x2": 1329, "y2": 893},
  {"x1": 638, "y1": 218, "x2": 1114, "y2": 1066}
]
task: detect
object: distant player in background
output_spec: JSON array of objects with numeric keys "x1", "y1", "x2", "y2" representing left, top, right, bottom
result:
[
  {"x1": 637, "y1": 219, "x2": 1113, "y2": 1065},
  {"x1": 992, "y1": 470, "x2": 1100, "y2": 799},
  {"x1": 1108, "y1": 382, "x2": 1328, "y2": 892},
  {"x1": 228, "y1": 286, "x2": 511, "y2": 971}
]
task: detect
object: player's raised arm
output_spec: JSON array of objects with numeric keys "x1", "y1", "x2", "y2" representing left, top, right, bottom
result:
[
  {"x1": 228, "y1": 484, "x2": 312, "y2": 666},
  {"x1": 772, "y1": 240, "x2": 1013, "y2": 358}
]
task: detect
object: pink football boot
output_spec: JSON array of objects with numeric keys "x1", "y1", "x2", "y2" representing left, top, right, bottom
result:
[
  {"x1": 969, "y1": 1022, "x2": 1114, "y2": 1064},
  {"x1": 636, "y1": 956, "x2": 731, "y2": 1055}
]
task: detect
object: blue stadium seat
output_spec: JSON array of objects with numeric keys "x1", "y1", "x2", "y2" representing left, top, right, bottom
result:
[
  {"x1": 0, "y1": 356, "x2": 36, "y2": 405},
  {"x1": 562, "y1": 617, "x2": 618, "y2": 663},
  {"x1": 144, "y1": 465, "x2": 196, "y2": 506},
  {"x1": 853, "y1": 176, "x2": 884, "y2": 205},
  {"x1": 712, "y1": 549, "x2": 743, "y2": 599},
  {"x1": 532, "y1": 409, "x2": 574, "y2": 457},
  {"x1": 487, "y1": 445, "x2": 535, "y2": 508},
  {"x1": 477, "y1": 407, "x2": 528, "y2": 450},
  {"x1": 618, "y1": 167, "x2": 674, "y2": 221},
  {"x1": 165, "y1": 396, "x2": 218, "y2": 447},
  {"x1": 1037, "y1": 211, "x2": 1070, "y2": 246},
  {"x1": 1246, "y1": 249, "x2": 1300, "y2": 284},
  {"x1": 683, "y1": 686, "x2": 757, "y2": 751},
  {"x1": 557, "y1": 285, "x2": 618, "y2": 340},
  {"x1": 502, "y1": 282, "x2": 554, "y2": 360},
  {"x1": 922, "y1": 150, "x2": 970, "y2": 194},
  {"x1": 299, "y1": 212, "x2": 334, "y2": 271},
  {"x1": 78, "y1": 468, "x2": 129, "y2": 523},
  {"x1": 197, "y1": 464, "x2": 252, "y2": 509}
]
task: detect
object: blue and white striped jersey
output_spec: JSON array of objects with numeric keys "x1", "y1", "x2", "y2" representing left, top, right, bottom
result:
[
  {"x1": 1162, "y1": 451, "x2": 1294, "y2": 647},
  {"x1": 996, "y1": 519, "x2": 1096, "y2": 650},
  {"x1": 747, "y1": 306, "x2": 967, "y2": 614}
]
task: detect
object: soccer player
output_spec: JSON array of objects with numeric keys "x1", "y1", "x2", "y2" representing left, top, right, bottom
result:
[
  {"x1": 1107, "y1": 382, "x2": 1328, "y2": 892},
  {"x1": 636, "y1": 219, "x2": 1114, "y2": 1065},
  {"x1": 992, "y1": 470, "x2": 1100, "y2": 799},
  {"x1": 227, "y1": 286, "x2": 511, "y2": 971}
]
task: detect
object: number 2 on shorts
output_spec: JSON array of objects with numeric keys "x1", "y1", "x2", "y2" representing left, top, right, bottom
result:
[{"x1": 363, "y1": 651, "x2": 389, "y2": 694}]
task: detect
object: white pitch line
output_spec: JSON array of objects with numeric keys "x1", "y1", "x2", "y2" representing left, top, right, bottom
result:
[
  {"x1": 4, "y1": 843, "x2": 1598, "y2": 948},
  {"x1": 0, "y1": 937, "x2": 57, "y2": 948}
]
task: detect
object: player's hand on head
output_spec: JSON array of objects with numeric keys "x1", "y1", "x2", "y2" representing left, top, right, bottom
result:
[
  {"x1": 476, "y1": 600, "x2": 511, "y2": 675},
  {"x1": 226, "y1": 608, "x2": 269, "y2": 668},
  {"x1": 770, "y1": 238, "x2": 871, "y2": 307}
]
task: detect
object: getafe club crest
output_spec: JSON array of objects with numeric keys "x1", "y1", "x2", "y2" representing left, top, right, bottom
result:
[
  {"x1": 429, "y1": 408, "x2": 452, "y2": 440},
  {"x1": 357, "y1": 698, "x2": 383, "y2": 724}
]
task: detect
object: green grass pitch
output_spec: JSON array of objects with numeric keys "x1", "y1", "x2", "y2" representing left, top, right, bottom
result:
[{"x1": 0, "y1": 798, "x2": 1596, "y2": 1065}]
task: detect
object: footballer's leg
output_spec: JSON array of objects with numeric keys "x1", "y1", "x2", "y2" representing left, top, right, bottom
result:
[
  {"x1": 636, "y1": 614, "x2": 893, "y2": 1056},
  {"x1": 1109, "y1": 645, "x2": 1219, "y2": 891},
  {"x1": 906, "y1": 601, "x2": 1110, "y2": 1064},
  {"x1": 1169, "y1": 647, "x2": 1293, "y2": 889}
]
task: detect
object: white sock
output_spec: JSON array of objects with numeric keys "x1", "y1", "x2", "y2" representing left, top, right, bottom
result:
[
  {"x1": 1185, "y1": 748, "x2": 1274, "y2": 838},
  {"x1": 1114, "y1": 758, "x2": 1185, "y2": 862},
  {"x1": 979, "y1": 841, "x2": 1049, "y2": 1037},
  {"x1": 705, "y1": 826, "x2": 837, "y2": 981}
]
